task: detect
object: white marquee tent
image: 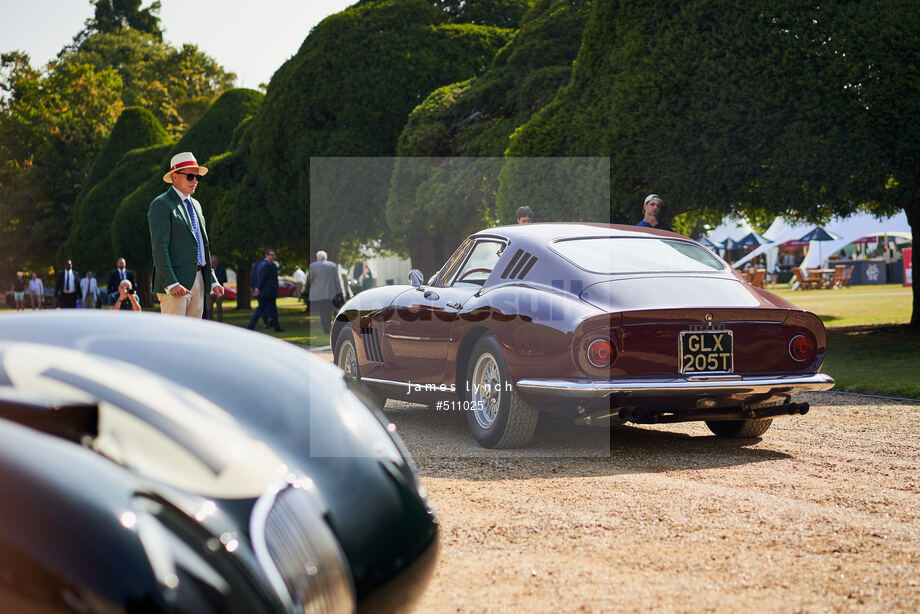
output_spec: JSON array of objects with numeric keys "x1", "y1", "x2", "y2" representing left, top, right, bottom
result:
[{"x1": 728, "y1": 211, "x2": 911, "y2": 270}]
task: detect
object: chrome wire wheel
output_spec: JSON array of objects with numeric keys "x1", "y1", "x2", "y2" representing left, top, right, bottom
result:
[
  {"x1": 471, "y1": 352, "x2": 502, "y2": 429},
  {"x1": 338, "y1": 339, "x2": 358, "y2": 382}
]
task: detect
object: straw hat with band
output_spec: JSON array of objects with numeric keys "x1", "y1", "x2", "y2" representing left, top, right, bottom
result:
[{"x1": 163, "y1": 152, "x2": 209, "y2": 184}]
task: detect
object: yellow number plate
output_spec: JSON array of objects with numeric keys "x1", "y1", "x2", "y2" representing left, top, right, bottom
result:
[{"x1": 679, "y1": 330, "x2": 733, "y2": 374}]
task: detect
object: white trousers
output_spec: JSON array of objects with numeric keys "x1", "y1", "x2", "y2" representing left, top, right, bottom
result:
[{"x1": 157, "y1": 270, "x2": 204, "y2": 318}]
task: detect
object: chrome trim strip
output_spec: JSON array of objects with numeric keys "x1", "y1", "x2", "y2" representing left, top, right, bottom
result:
[
  {"x1": 515, "y1": 373, "x2": 835, "y2": 398},
  {"x1": 362, "y1": 377, "x2": 413, "y2": 388},
  {"x1": 250, "y1": 482, "x2": 296, "y2": 613}
]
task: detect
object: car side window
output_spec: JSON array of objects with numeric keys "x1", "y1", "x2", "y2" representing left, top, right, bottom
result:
[
  {"x1": 451, "y1": 240, "x2": 505, "y2": 287},
  {"x1": 435, "y1": 238, "x2": 475, "y2": 287}
]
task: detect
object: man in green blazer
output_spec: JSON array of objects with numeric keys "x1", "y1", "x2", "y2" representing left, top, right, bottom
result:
[{"x1": 148, "y1": 152, "x2": 225, "y2": 317}]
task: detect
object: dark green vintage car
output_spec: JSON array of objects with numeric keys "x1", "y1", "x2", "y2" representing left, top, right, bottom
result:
[{"x1": 0, "y1": 312, "x2": 438, "y2": 613}]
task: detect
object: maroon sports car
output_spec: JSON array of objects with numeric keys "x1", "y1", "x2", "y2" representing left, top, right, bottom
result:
[{"x1": 331, "y1": 224, "x2": 834, "y2": 448}]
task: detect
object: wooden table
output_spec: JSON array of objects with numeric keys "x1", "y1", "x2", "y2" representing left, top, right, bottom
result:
[{"x1": 807, "y1": 268, "x2": 836, "y2": 289}]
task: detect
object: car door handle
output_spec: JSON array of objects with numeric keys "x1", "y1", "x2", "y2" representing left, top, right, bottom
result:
[
  {"x1": 423, "y1": 290, "x2": 440, "y2": 301},
  {"x1": 446, "y1": 301, "x2": 461, "y2": 309}
]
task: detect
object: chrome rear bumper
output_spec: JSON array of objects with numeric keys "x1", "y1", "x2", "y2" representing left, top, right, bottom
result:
[{"x1": 515, "y1": 373, "x2": 835, "y2": 399}]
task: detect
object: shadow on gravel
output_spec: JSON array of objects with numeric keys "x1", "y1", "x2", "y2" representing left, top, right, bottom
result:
[
  {"x1": 384, "y1": 402, "x2": 790, "y2": 481},
  {"x1": 798, "y1": 390, "x2": 920, "y2": 407}
]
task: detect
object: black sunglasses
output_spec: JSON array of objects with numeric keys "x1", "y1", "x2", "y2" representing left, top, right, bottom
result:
[{"x1": 176, "y1": 172, "x2": 203, "y2": 181}]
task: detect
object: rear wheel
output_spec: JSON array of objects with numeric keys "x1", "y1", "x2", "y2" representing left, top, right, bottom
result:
[
  {"x1": 705, "y1": 418, "x2": 772, "y2": 438},
  {"x1": 334, "y1": 327, "x2": 386, "y2": 409},
  {"x1": 465, "y1": 335, "x2": 538, "y2": 448}
]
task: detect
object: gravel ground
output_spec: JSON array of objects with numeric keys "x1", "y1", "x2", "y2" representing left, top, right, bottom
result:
[{"x1": 314, "y1": 349, "x2": 920, "y2": 612}]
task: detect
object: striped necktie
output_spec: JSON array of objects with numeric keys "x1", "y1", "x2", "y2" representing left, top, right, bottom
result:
[{"x1": 184, "y1": 198, "x2": 205, "y2": 265}]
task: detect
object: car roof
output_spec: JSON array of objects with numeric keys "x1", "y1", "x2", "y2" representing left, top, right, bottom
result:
[{"x1": 473, "y1": 222, "x2": 686, "y2": 243}]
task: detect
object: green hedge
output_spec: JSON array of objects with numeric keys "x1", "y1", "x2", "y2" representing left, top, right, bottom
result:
[
  {"x1": 59, "y1": 107, "x2": 171, "y2": 272},
  {"x1": 244, "y1": 0, "x2": 513, "y2": 258},
  {"x1": 386, "y1": 0, "x2": 593, "y2": 270}
]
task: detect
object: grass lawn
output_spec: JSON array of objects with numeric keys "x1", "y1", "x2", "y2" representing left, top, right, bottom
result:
[
  {"x1": 219, "y1": 297, "x2": 330, "y2": 347},
  {"x1": 823, "y1": 325, "x2": 920, "y2": 398},
  {"x1": 769, "y1": 283, "x2": 912, "y2": 328},
  {"x1": 769, "y1": 283, "x2": 918, "y2": 398}
]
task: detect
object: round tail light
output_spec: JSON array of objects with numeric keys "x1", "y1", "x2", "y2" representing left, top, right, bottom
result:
[
  {"x1": 789, "y1": 334, "x2": 815, "y2": 362},
  {"x1": 587, "y1": 338, "x2": 615, "y2": 368}
]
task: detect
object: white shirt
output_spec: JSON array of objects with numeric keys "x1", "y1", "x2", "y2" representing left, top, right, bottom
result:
[{"x1": 80, "y1": 277, "x2": 99, "y2": 299}]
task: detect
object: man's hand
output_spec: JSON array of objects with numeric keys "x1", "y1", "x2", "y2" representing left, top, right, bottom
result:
[
  {"x1": 212, "y1": 285, "x2": 225, "y2": 297},
  {"x1": 169, "y1": 285, "x2": 190, "y2": 297},
  {"x1": 252, "y1": 288, "x2": 260, "y2": 297}
]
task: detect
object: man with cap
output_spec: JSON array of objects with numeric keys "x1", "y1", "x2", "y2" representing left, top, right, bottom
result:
[
  {"x1": 637, "y1": 194, "x2": 672, "y2": 232},
  {"x1": 148, "y1": 152, "x2": 224, "y2": 317}
]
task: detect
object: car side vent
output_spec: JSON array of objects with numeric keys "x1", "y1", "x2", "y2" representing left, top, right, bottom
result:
[
  {"x1": 500, "y1": 249, "x2": 539, "y2": 280},
  {"x1": 360, "y1": 327, "x2": 384, "y2": 362}
]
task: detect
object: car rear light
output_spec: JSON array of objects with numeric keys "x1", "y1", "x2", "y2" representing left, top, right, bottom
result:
[
  {"x1": 586, "y1": 338, "x2": 615, "y2": 368},
  {"x1": 789, "y1": 334, "x2": 814, "y2": 362}
]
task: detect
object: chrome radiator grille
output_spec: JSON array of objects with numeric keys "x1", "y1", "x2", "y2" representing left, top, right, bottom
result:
[{"x1": 253, "y1": 484, "x2": 355, "y2": 614}]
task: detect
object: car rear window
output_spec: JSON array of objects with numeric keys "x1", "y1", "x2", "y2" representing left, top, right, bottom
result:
[{"x1": 550, "y1": 237, "x2": 726, "y2": 274}]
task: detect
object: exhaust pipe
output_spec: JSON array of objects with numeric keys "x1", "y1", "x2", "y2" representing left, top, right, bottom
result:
[
  {"x1": 575, "y1": 406, "x2": 629, "y2": 426},
  {"x1": 618, "y1": 401, "x2": 811, "y2": 425}
]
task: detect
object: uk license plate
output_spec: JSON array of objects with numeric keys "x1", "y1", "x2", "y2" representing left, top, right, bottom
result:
[{"x1": 679, "y1": 330, "x2": 733, "y2": 373}]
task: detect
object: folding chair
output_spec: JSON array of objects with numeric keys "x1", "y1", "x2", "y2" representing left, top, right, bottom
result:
[
  {"x1": 840, "y1": 266, "x2": 854, "y2": 288},
  {"x1": 830, "y1": 265, "x2": 846, "y2": 289}
]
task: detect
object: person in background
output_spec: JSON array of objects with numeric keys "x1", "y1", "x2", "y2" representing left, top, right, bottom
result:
[
  {"x1": 247, "y1": 249, "x2": 284, "y2": 332},
  {"x1": 306, "y1": 250, "x2": 342, "y2": 336},
  {"x1": 637, "y1": 194, "x2": 672, "y2": 231},
  {"x1": 358, "y1": 264, "x2": 374, "y2": 292},
  {"x1": 208, "y1": 254, "x2": 228, "y2": 321},
  {"x1": 80, "y1": 271, "x2": 100, "y2": 310},
  {"x1": 292, "y1": 265, "x2": 306, "y2": 298},
  {"x1": 11, "y1": 272, "x2": 26, "y2": 311},
  {"x1": 55, "y1": 260, "x2": 80, "y2": 309},
  {"x1": 107, "y1": 258, "x2": 135, "y2": 297},
  {"x1": 110, "y1": 279, "x2": 141, "y2": 311},
  {"x1": 28, "y1": 272, "x2": 44, "y2": 310},
  {"x1": 516, "y1": 206, "x2": 534, "y2": 224}
]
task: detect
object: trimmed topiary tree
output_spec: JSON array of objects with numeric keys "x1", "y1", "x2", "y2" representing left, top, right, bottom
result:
[
  {"x1": 386, "y1": 0, "x2": 593, "y2": 271},
  {"x1": 59, "y1": 107, "x2": 171, "y2": 275},
  {"x1": 244, "y1": 0, "x2": 514, "y2": 263}
]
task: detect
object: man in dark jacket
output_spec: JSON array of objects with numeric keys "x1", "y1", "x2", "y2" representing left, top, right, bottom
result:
[
  {"x1": 147, "y1": 152, "x2": 224, "y2": 317},
  {"x1": 54, "y1": 260, "x2": 80, "y2": 309},
  {"x1": 247, "y1": 249, "x2": 283, "y2": 332},
  {"x1": 107, "y1": 258, "x2": 136, "y2": 297}
]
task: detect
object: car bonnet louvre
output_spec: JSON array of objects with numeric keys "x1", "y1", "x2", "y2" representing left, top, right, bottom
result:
[
  {"x1": 500, "y1": 249, "x2": 538, "y2": 280},
  {"x1": 360, "y1": 327, "x2": 384, "y2": 362}
]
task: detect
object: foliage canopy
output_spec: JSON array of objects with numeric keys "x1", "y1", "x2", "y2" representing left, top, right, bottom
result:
[{"x1": 244, "y1": 0, "x2": 514, "y2": 263}]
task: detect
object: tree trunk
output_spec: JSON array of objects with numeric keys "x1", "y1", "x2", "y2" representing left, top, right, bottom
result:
[
  {"x1": 905, "y1": 203, "x2": 919, "y2": 328},
  {"x1": 408, "y1": 230, "x2": 489, "y2": 280},
  {"x1": 234, "y1": 263, "x2": 252, "y2": 310},
  {"x1": 408, "y1": 235, "x2": 443, "y2": 279},
  {"x1": 137, "y1": 268, "x2": 154, "y2": 308}
]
